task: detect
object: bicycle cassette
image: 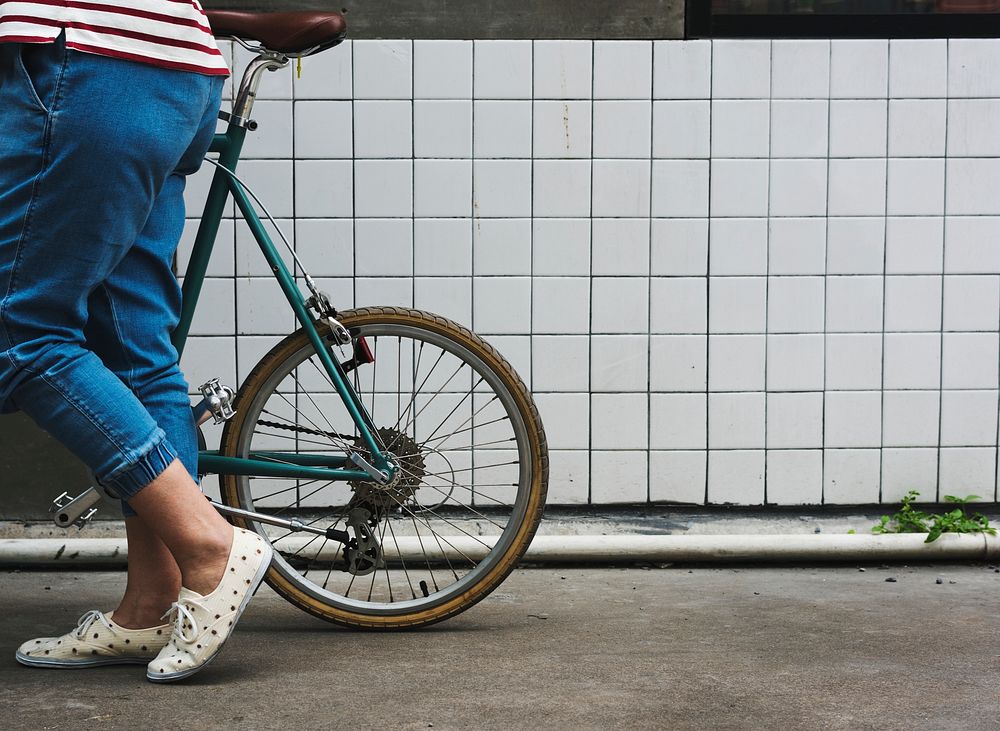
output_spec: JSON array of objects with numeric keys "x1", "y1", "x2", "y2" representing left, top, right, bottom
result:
[{"x1": 349, "y1": 428, "x2": 426, "y2": 510}]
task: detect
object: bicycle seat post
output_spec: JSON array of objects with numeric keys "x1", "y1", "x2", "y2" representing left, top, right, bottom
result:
[{"x1": 227, "y1": 44, "x2": 289, "y2": 129}]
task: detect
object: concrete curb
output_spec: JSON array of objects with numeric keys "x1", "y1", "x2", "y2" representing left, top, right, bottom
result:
[{"x1": 1, "y1": 533, "x2": 997, "y2": 567}]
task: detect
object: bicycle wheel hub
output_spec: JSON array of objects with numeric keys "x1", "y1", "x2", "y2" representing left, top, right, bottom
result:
[{"x1": 349, "y1": 427, "x2": 426, "y2": 508}]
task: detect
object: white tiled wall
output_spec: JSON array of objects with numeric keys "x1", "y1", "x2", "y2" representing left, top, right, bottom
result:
[{"x1": 179, "y1": 38, "x2": 1000, "y2": 507}]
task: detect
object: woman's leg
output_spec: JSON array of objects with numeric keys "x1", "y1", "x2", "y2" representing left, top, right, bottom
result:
[
  {"x1": 84, "y1": 163, "x2": 231, "y2": 600},
  {"x1": 113, "y1": 515, "x2": 183, "y2": 629},
  {"x1": 127, "y1": 461, "x2": 232, "y2": 596}
]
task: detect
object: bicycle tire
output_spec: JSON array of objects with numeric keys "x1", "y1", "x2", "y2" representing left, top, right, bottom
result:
[{"x1": 218, "y1": 306, "x2": 548, "y2": 629}]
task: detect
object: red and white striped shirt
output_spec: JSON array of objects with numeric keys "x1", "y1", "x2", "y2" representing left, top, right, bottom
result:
[{"x1": 0, "y1": 0, "x2": 228, "y2": 76}]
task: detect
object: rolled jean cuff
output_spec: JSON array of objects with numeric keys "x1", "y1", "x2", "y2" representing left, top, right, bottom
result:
[{"x1": 97, "y1": 429, "x2": 179, "y2": 503}]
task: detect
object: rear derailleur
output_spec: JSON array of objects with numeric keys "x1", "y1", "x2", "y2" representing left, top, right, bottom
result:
[{"x1": 341, "y1": 506, "x2": 383, "y2": 576}]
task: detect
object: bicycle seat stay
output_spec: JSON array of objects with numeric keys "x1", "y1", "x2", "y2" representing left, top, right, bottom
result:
[{"x1": 206, "y1": 10, "x2": 347, "y2": 56}]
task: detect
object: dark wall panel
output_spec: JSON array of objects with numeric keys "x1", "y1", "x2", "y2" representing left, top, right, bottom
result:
[
  {"x1": 203, "y1": 1, "x2": 685, "y2": 40},
  {"x1": 0, "y1": 415, "x2": 91, "y2": 520}
]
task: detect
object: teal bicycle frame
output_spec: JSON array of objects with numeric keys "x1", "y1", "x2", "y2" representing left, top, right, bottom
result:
[{"x1": 173, "y1": 115, "x2": 393, "y2": 486}]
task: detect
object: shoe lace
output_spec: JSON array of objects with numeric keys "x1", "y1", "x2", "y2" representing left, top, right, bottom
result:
[
  {"x1": 160, "y1": 600, "x2": 201, "y2": 644},
  {"x1": 74, "y1": 610, "x2": 115, "y2": 639}
]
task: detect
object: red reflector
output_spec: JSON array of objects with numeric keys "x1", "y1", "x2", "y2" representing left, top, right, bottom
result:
[{"x1": 356, "y1": 336, "x2": 375, "y2": 364}]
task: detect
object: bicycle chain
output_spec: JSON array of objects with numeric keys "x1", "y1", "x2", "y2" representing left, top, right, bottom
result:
[{"x1": 256, "y1": 418, "x2": 355, "y2": 442}]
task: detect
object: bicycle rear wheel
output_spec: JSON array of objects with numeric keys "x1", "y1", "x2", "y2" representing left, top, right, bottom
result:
[{"x1": 218, "y1": 307, "x2": 548, "y2": 629}]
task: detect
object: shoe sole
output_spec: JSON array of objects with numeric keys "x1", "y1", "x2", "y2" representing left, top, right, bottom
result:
[
  {"x1": 16, "y1": 652, "x2": 152, "y2": 668},
  {"x1": 146, "y1": 540, "x2": 274, "y2": 684}
]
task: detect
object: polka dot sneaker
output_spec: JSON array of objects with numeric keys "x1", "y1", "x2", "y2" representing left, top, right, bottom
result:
[
  {"x1": 16, "y1": 610, "x2": 171, "y2": 668},
  {"x1": 147, "y1": 527, "x2": 272, "y2": 683}
]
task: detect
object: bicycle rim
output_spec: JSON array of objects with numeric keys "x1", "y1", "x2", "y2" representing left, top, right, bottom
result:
[{"x1": 219, "y1": 307, "x2": 548, "y2": 628}]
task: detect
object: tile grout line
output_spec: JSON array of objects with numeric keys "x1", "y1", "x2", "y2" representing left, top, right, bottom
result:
[
  {"x1": 762, "y1": 39, "x2": 773, "y2": 506},
  {"x1": 878, "y1": 39, "x2": 891, "y2": 504},
  {"x1": 291, "y1": 45, "x2": 301, "y2": 505},
  {"x1": 646, "y1": 41, "x2": 655, "y2": 504},
  {"x1": 936, "y1": 40, "x2": 950, "y2": 503},
  {"x1": 350, "y1": 41, "x2": 357, "y2": 315},
  {"x1": 704, "y1": 40, "x2": 713, "y2": 506},
  {"x1": 410, "y1": 40, "x2": 416, "y2": 312},
  {"x1": 821, "y1": 40, "x2": 833, "y2": 506},
  {"x1": 470, "y1": 41, "x2": 478, "y2": 505},
  {"x1": 994, "y1": 71, "x2": 1000, "y2": 504},
  {"x1": 588, "y1": 40, "x2": 596, "y2": 506},
  {"x1": 529, "y1": 40, "x2": 535, "y2": 427}
]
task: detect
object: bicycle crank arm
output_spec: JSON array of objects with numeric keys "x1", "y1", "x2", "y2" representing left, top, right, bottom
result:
[
  {"x1": 51, "y1": 487, "x2": 103, "y2": 529},
  {"x1": 209, "y1": 499, "x2": 350, "y2": 544}
]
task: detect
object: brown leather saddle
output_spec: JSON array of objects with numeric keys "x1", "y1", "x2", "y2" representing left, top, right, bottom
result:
[{"x1": 206, "y1": 10, "x2": 347, "y2": 55}]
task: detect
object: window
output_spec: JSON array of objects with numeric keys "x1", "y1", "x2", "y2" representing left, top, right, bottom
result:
[{"x1": 687, "y1": 0, "x2": 1000, "y2": 38}]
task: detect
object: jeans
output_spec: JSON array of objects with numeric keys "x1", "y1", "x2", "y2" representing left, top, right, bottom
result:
[{"x1": 0, "y1": 35, "x2": 224, "y2": 511}]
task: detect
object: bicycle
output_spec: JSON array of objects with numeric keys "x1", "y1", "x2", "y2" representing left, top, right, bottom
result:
[{"x1": 48, "y1": 10, "x2": 549, "y2": 630}]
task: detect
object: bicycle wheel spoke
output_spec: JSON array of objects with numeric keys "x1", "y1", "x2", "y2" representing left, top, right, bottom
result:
[
  {"x1": 401, "y1": 504, "x2": 460, "y2": 583},
  {"x1": 291, "y1": 370, "x2": 348, "y2": 447},
  {"x1": 420, "y1": 414, "x2": 508, "y2": 449},
  {"x1": 303, "y1": 537, "x2": 330, "y2": 579},
  {"x1": 394, "y1": 361, "x2": 466, "y2": 443},
  {"x1": 396, "y1": 495, "x2": 494, "y2": 552},
  {"x1": 251, "y1": 477, "x2": 322, "y2": 504},
  {"x1": 257, "y1": 404, "x2": 353, "y2": 447},
  {"x1": 403, "y1": 509, "x2": 440, "y2": 591},
  {"x1": 303, "y1": 357, "x2": 387, "y2": 451},
  {"x1": 387, "y1": 494, "x2": 481, "y2": 566},
  {"x1": 417, "y1": 478, "x2": 514, "y2": 507},
  {"x1": 368, "y1": 513, "x2": 392, "y2": 603},
  {"x1": 411, "y1": 481, "x2": 507, "y2": 530},
  {"x1": 435, "y1": 460, "x2": 518, "y2": 476},
  {"x1": 255, "y1": 429, "x2": 344, "y2": 450},
  {"x1": 370, "y1": 336, "x2": 377, "y2": 424},
  {"x1": 390, "y1": 461, "x2": 513, "y2": 510},
  {"x1": 288, "y1": 534, "x2": 322, "y2": 559},
  {"x1": 321, "y1": 551, "x2": 338, "y2": 592},
  {"x1": 420, "y1": 377, "x2": 483, "y2": 444},
  {"x1": 396, "y1": 337, "x2": 402, "y2": 435},
  {"x1": 271, "y1": 479, "x2": 337, "y2": 516},
  {"x1": 385, "y1": 518, "x2": 417, "y2": 600},
  {"x1": 390, "y1": 343, "x2": 435, "y2": 434},
  {"x1": 275, "y1": 391, "x2": 350, "y2": 454},
  {"x1": 439, "y1": 437, "x2": 517, "y2": 451},
  {"x1": 344, "y1": 568, "x2": 358, "y2": 599}
]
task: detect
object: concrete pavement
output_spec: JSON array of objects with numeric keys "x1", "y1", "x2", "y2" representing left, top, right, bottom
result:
[{"x1": 0, "y1": 565, "x2": 998, "y2": 730}]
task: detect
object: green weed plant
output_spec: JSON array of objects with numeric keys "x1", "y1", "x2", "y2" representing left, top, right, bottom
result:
[{"x1": 871, "y1": 490, "x2": 996, "y2": 543}]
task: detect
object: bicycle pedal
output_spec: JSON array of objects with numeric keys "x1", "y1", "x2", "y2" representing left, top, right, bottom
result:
[{"x1": 195, "y1": 378, "x2": 237, "y2": 425}]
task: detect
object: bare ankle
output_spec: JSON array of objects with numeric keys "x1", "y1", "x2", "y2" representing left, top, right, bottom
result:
[
  {"x1": 114, "y1": 601, "x2": 174, "y2": 629},
  {"x1": 177, "y1": 526, "x2": 234, "y2": 596}
]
